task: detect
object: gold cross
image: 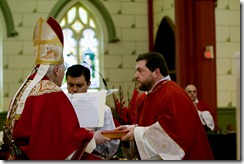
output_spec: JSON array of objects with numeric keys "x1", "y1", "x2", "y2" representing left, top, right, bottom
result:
[{"x1": 162, "y1": 144, "x2": 167, "y2": 149}]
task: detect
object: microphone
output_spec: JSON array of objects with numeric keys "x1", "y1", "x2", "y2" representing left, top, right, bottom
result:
[{"x1": 83, "y1": 61, "x2": 108, "y2": 90}]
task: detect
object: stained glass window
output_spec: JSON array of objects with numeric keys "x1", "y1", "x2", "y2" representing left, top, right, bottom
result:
[{"x1": 60, "y1": 3, "x2": 100, "y2": 92}]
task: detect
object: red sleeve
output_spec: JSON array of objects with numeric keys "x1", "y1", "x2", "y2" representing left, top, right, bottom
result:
[
  {"x1": 13, "y1": 91, "x2": 93, "y2": 160},
  {"x1": 197, "y1": 101, "x2": 216, "y2": 123}
]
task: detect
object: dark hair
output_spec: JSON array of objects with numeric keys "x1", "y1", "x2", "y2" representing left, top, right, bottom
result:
[
  {"x1": 136, "y1": 52, "x2": 169, "y2": 76},
  {"x1": 66, "y1": 64, "x2": 90, "y2": 84}
]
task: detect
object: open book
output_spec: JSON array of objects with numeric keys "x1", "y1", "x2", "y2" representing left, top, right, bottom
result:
[{"x1": 66, "y1": 90, "x2": 107, "y2": 128}]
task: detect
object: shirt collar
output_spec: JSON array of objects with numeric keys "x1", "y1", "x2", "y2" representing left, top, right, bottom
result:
[{"x1": 147, "y1": 75, "x2": 171, "y2": 94}]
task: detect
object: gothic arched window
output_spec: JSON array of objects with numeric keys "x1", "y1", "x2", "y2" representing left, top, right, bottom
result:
[{"x1": 60, "y1": 2, "x2": 101, "y2": 92}]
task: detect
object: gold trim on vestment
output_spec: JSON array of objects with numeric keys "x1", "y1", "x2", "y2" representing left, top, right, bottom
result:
[{"x1": 149, "y1": 80, "x2": 170, "y2": 94}]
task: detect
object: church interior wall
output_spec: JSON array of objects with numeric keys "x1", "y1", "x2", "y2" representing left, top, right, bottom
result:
[{"x1": 0, "y1": 0, "x2": 240, "y2": 130}]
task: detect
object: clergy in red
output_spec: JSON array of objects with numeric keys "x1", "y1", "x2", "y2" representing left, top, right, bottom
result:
[
  {"x1": 185, "y1": 84, "x2": 215, "y2": 131},
  {"x1": 117, "y1": 52, "x2": 214, "y2": 160},
  {"x1": 5, "y1": 74, "x2": 94, "y2": 160},
  {"x1": 3, "y1": 16, "x2": 110, "y2": 160}
]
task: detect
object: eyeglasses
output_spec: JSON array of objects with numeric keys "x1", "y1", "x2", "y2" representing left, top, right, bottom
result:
[{"x1": 187, "y1": 90, "x2": 196, "y2": 93}]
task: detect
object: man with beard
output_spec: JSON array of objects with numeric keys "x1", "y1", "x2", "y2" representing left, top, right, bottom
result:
[{"x1": 116, "y1": 52, "x2": 214, "y2": 160}]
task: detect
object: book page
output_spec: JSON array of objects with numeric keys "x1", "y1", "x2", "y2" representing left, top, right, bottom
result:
[{"x1": 66, "y1": 90, "x2": 106, "y2": 128}]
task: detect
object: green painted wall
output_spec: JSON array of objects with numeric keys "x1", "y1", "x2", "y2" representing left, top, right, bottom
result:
[
  {"x1": 217, "y1": 107, "x2": 236, "y2": 131},
  {"x1": 0, "y1": 112, "x2": 7, "y2": 130}
]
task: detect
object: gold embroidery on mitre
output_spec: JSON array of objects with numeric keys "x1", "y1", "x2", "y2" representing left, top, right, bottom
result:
[{"x1": 33, "y1": 17, "x2": 63, "y2": 65}]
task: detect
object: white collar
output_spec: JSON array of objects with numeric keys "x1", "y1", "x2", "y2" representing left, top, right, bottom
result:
[
  {"x1": 147, "y1": 75, "x2": 171, "y2": 94},
  {"x1": 194, "y1": 98, "x2": 199, "y2": 103}
]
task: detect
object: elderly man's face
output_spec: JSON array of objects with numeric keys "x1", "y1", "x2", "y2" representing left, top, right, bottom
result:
[{"x1": 185, "y1": 85, "x2": 197, "y2": 102}]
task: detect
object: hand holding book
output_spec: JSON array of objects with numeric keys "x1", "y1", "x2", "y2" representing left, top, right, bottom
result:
[{"x1": 101, "y1": 129, "x2": 130, "y2": 139}]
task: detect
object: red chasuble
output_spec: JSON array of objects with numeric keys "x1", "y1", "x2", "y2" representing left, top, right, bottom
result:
[
  {"x1": 197, "y1": 101, "x2": 216, "y2": 124},
  {"x1": 136, "y1": 80, "x2": 214, "y2": 160},
  {"x1": 5, "y1": 75, "x2": 93, "y2": 160}
]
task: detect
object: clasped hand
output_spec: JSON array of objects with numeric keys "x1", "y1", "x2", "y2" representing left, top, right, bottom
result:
[
  {"x1": 86, "y1": 128, "x2": 111, "y2": 145},
  {"x1": 115, "y1": 125, "x2": 136, "y2": 141}
]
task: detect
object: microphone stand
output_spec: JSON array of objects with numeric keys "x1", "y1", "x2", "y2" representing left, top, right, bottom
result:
[{"x1": 83, "y1": 61, "x2": 108, "y2": 90}]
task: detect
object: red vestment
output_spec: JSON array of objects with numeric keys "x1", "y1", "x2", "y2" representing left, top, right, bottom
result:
[
  {"x1": 196, "y1": 100, "x2": 216, "y2": 124},
  {"x1": 5, "y1": 74, "x2": 93, "y2": 160},
  {"x1": 136, "y1": 80, "x2": 214, "y2": 160}
]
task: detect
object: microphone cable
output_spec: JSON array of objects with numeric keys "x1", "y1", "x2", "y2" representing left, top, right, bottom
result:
[{"x1": 83, "y1": 61, "x2": 108, "y2": 90}]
